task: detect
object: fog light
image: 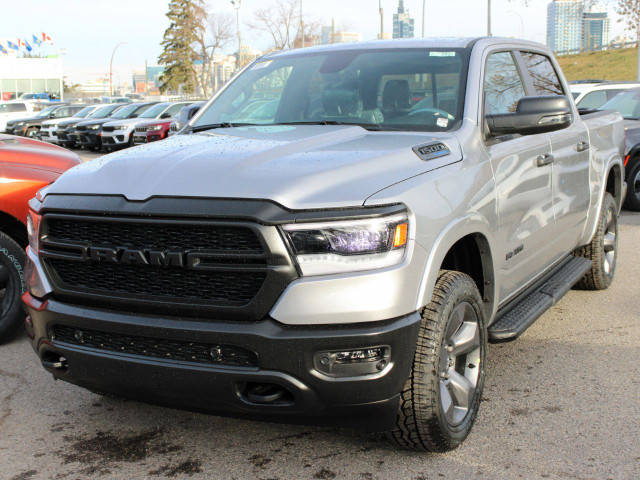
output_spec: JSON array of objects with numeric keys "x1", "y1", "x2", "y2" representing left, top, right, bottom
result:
[{"x1": 314, "y1": 346, "x2": 390, "y2": 377}]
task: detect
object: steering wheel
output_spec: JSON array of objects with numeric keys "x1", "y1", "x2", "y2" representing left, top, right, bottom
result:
[{"x1": 408, "y1": 107, "x2": 454, "y2": 120}]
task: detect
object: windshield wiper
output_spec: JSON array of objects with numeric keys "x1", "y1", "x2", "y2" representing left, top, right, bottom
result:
[
  {"x1": 190, "y1": 122, "x2": 258, "y2": 132},
  {"x1": 275, "y1": 121, "x2": 385, "y2": 131}
]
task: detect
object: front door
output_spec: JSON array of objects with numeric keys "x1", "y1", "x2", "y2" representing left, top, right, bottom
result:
[{"x1": 482, "y1": 51, "x2": 557, "y2": 302}]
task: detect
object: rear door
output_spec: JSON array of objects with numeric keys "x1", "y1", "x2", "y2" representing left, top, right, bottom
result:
[
  {"x1": 518, "y1": 51, "x2": 590, "y2": 255},
  {"x1": 482, "y1": 50, "x2": 556, "y2": 301}
]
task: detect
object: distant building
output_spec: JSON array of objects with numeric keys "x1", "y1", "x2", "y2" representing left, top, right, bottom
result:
[
  {"x1": 319, "y1": 26, "x2": 363, "y2": 45},
  {"x1": 0, "y1": 54, "x2": 64, "y2": 101},
  {"x1": 132, "y1": 65, "x2": 165, "y2": 95},
  {"x1": 582, "y1": 9, "x2": 610, "y2": 51},
  {"x1": 237, "y1": 45, "x2": 263, "y2": 68},
  {"x1": 212, "y1": 54, "x2": 237, "y2": 92},
  {"x1": 547, "y1": 0, "x2": 584, "y2": 53},
  {"x1": 393, "y1": 0, "x2": 414, "y2": 39}
]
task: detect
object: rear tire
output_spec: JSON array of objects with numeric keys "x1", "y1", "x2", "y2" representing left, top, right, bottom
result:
[
  {"x1": 623, "y1": 161, "x2": 640, "y2": 211},
  {"x1": 574, "y1": 192, "x2": 618, "y2": 290},
  {"x1": 0, "y1": 233, "x2": 26, "y2": 344},
  {"x1": 387, "y1": 270, "x2": 487, "y2": 452}
]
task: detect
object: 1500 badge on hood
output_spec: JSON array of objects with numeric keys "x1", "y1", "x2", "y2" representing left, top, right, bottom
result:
[{"x1": 412, "y1": 142, "x2": 451, "y2": 161}]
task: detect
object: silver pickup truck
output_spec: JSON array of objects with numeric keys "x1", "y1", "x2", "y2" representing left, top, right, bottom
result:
[{"x1": 23, "y1": 38, "x2": 624, "y2": 452}]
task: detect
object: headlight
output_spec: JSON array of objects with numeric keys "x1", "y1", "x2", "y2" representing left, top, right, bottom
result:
[
  {"x1": 147, "y1": 125, "x2": 163, "y2": 131},
  {"x1": 282, "y1": 213, "x2": 408, "y2": 276},
  {"x1": 87, "y1": 125, "x2": 101, "y2": 130},
  {"x1": 113, "y1": 125, "x2": 130, "y2": 130},
  {"x1": 15, "y1": 122, "x2": 25, "y2": 127}
]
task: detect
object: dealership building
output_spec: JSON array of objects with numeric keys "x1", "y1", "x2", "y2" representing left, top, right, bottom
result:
[{"x1": 0, "y1": 53, "x2": 64, "y2": 101}]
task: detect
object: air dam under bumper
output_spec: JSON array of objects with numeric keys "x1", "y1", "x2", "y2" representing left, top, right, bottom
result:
[{"x1": 25, "y1": 298, "x2": 421, "y2": 431}]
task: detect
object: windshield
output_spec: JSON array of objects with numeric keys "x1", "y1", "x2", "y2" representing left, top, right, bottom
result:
[
  {"x1": 88, "y1": 104, "x2": 121, "y2": 118},
  {"x1": 109, "y1": 103, "x2": 141, "y2": 119},
  {"x1": 140, "y1": 103, "x2": 170, "y2": 118},
  {"x1": 599, "y1": 90, "x2": 640, "y2": 119},
  {"x1": 35, "y1": 106, "x2": 57, "y2": 118},
  {"x1": 74, "y1": 106, "x2": 95, "y2": 118},
  {"x1": 193, "y1": 48, "x2": 470, "y2": 132}
]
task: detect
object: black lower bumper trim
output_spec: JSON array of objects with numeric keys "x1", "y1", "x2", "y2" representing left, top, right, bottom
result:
[{"x1": 26, "y1": 299, "x2": 421, "y2": 431}]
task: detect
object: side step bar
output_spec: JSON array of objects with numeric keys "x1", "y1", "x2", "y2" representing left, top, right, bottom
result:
[{"x1": 488, "y1": 256, "x2": 592, "y2": 343}]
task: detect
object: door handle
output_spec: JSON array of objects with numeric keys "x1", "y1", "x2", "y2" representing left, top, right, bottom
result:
[
  {"x1": 536, "y1": 154, "x2": 554, "y2": 167},
  {"x1": 576, "y1": 141, "x2": 589, "y2": 152}
]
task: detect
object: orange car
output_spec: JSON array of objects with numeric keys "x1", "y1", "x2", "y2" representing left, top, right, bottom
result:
[{"x1": 0, "y1": 134, "x2": 80, "y2": 343}]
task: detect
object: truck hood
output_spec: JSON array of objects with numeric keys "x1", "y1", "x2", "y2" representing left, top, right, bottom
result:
[
  {"x1": 48, "y1": 125, "x2": 463, "y2": 209},
  {"x1": 102, "y1": 117, "x2": 157, "y2": 128}
]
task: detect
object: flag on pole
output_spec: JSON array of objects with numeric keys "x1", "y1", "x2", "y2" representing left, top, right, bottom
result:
[
  {"x1": 24, "y1": 39, "x2": 32, "y2": 52},
  {"x1": 42, "y1": 32, "x2": 53, "y2": 44},
  {"x1": 32, "y1": 34, "x2": 42, "y2": 46},
  {"x1": 6, "y1": 41, "x2": 19, "y2": 51},
  {"x1": 17, "y1": 38, "x2": 25, "y2": 48},
  {"x1": 0, "y1": 44, "x2": 7, "y2": 55}
]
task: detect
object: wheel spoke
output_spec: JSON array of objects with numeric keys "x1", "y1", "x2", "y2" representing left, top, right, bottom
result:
[
  {"x1": 0, "y1": 265, "x2": 9, "y2": 287},
  {"x1": 440, "y1": 379, "x2": 454, "y2": 417},
  {"x1": 445, "y1": 304, "x2": 465, "y2": 341},
  {"x1": 447, "y1": 370, "x2": 475, "y2": 410},
  {"x1": 603, "y1": 232, "x2": 616, "y2": 252},
  {"x1": 450, "y1": 321, "x2": 480, "y2": 356}
]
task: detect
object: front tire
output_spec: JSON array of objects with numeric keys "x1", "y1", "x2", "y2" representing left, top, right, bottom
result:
[
  {"x1": 623, "y1": 160, "x2": 640, "y2": 211},
  {"x1": 387, "y1": 270, "x2": 487, "y2": 452},
  {"x1": 574, "y1": 192, "x2": 618, "y2": 290},
  {"x1": 0, "y1": 233, "x2": 26, "y2": 343}
]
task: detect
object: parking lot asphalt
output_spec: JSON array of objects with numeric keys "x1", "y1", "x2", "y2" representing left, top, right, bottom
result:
[{"x1": 1, "y1": 151, "x2": 639, "y2": 479}]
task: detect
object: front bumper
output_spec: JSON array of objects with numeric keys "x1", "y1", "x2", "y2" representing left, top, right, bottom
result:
[
  {"x1": 5, "y1": 125, "x2": 25, "y2": 136},
  {"x1": 75, "y1": 131, "x2": 101, "y2": 148},
  {"x1": 133, "y1": 131, "x2": 165, "y2": 144},
  {"x1": 101, "y1": 130, "x2": 133, "y2": 147},
  {"x1": 25, "y1": 296, "x2": 420, "y2": 431}
]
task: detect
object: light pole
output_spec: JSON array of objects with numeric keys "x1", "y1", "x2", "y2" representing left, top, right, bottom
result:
[
  {"x1": 109, "y1": 42, "x2": 126, "y2": 96},
  {"x1": 231, "y1": 0, "x2": 242, "y2": 67},
  {"x1": 422, "y1": 0, "x2": 426, "y2": 37},
  {"x1": 507, "y1": 10, "x2": 524, "y2": 38},
  {"x1": 379, "y1": 0, "x2": 384, "y2": 39},
  {"x1": 487, "y1": 0, "x2": 492, "y2": 37},
  {"x1": 300, "y1": 0, "x2": 304, "y2": 48}
]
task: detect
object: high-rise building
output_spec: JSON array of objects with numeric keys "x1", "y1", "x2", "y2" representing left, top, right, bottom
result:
[
  {"x1": 393, "y1": 0, "x2": 414, "y2": 39},
  {"x1": 582, "y1": 9, "x2": 610, "y2": 51},
  {"x1": 547, "y1": 0, "x2": 584, "y2": 53}
]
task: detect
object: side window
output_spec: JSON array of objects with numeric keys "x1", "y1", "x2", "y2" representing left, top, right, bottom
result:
[
  {"x1": 10, "y1": 103, "x2": 27, "y2": 113},
  {"x1": 483, "y1": 52, "x2": 526, "y2": 115},
  {"x1": 166, "y1": 103, "x2": 186, "y2": 117},
  {"x1": 577, "y1": 91, "x2": 608, "y2": 110},
  {"x1": 53, "y1": 107, "x2": 70, "y2": 117},
  {"x1": 520, "y1": 52, "x2": 564, "y2": 96}
]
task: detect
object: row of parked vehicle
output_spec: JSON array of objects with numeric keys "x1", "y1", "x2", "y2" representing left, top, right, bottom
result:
[{"x1": 0, "y1": 100, "x2": 205, "y2": 152}]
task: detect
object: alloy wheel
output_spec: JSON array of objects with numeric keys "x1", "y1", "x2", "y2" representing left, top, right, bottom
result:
[{"x1": 438, "y1": 302, "x2": 482, "y2": 427}]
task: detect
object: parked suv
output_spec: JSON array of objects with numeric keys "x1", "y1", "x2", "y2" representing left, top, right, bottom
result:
[
  {"x1": 56, "y1": 105, "x2": 112, "y2": 149},
  {"x1": 168, "y1": 102, "x2": 205, "y2": 136},
  {"x1": 0, "y1": 101, "x2": 35, "y2": 133},
  {"x1": 4, "y1": 104, "x2": 83, "y2": 138},
  {"x1": 100, "y1": 102, "x2": 159, "y2": 150},
  {"x1": 74, "y1": 104, "x2": 130, "y2": 151},
  {"x1": 39, "y1": 105, "x2": 90, "y2": 144},
  {"x1": 25, "y1": 38, "x2": 624, "y2": 452}
]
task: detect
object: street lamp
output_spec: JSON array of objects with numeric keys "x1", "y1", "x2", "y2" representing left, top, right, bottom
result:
[
  {"x1": 422, "y1": 0, "x2": 426, "y2": 37},
  {"x1": 231, "y1": 0, "x2": 242, "y2": 67},
  {"x1": 507, "y1": 10, "x2": 524, "y2": 38},
  {"x1": 379, "y1": 0, "x2": 384, "y2": 39},
  {"x1": 109, "y1": 42, "x2": 126, "y2": 96},
  {"x1": 487, "y1": 0, "x2": 492, "y2": 37}
]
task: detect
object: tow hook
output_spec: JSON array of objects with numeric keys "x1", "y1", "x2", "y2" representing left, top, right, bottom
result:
[{"x1": 41, "y1": 352, "x2": 68, "y2": 371}]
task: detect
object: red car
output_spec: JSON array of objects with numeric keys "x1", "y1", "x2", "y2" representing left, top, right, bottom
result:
[
  {"x1": 0, "y1": 134, "x2": 80, "y2": 343},
  {"x1": 132, "y1": 118, "x2": 173, "y2": 145}
]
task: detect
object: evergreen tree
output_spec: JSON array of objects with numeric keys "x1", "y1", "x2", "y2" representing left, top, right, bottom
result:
[{"x1": 158, "y1": 0, "x2": 206, "y2": 94}]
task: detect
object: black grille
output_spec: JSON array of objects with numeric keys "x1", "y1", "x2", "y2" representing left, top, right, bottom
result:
[
  {"x1": 135, "y1": 126, "x2": 146, "y2": 133},
  {"x1": 46, "y1": 218, "x2": 264, "y2": 253},
  {"x1": 76, "y1": 125, "x2": 87, "y2": 131},
  {"x1": 50, "y1": 325, "x2": 259, "y2": 368},
  {"x1": 56, "y1": 131, "x2": 68, "y2": 140},
  {"x1": 49, "y1": 258, "x2": 266, "y2": 303},
  {"x1": 102, "y1": 126, "x2": 115, "y2": 132}
]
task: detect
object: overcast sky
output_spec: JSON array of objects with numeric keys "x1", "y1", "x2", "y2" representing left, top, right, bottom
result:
[{"x1": 0, "y1": 0, "x2": 629, "y2": 85}]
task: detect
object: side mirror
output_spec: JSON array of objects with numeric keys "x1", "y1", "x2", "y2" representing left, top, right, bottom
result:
[
  {"x1": 49, "y1": 112, "x2": 57, "y2": 118},
  {"x1": 160, "y1": 112, "x2": 171, "y2": 119},
  {"x1": 486, "y1": 95, "x2": 573, "y2": 137}
]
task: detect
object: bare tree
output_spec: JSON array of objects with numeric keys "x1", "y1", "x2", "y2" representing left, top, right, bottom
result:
[
  {"x1": 192, "y1": 10, "x2": 235, "y2": 97},
  {"x1": 247, "y1": 0, "x2": 318, "y2": 50}
]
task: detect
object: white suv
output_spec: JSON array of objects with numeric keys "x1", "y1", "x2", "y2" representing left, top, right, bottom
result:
[{"x1": 0, "y1": 101, "x2": 35, "y2": 133}]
